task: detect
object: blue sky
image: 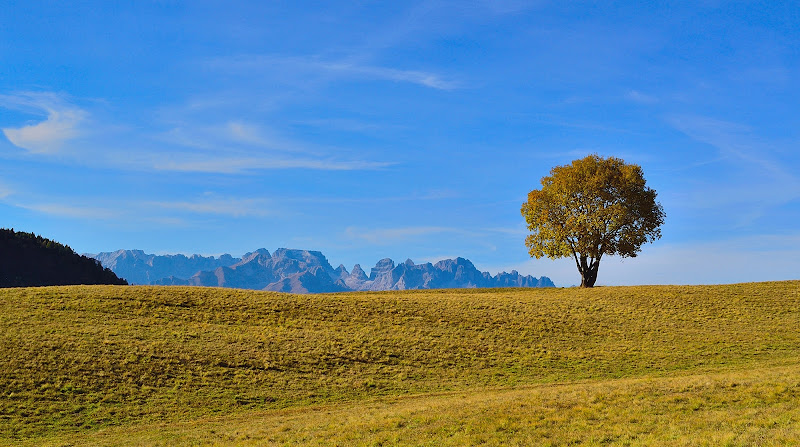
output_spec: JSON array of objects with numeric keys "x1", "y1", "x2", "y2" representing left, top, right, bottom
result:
[{"x1": 2, "y1": 1, "x2": 799, "y2": 286}]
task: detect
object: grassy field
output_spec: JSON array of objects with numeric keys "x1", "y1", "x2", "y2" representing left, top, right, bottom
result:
[{"x1": 1, "y1": 282, "x2": 799, "y2": 445}]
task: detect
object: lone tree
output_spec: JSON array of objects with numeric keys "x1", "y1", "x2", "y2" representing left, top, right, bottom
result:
[{"x1": 521, "y1": 155, "x2": 665, "y2": 287}]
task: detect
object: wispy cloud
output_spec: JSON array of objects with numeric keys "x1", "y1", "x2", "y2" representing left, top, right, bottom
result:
[
  {"x1": 319, "y1": 61, "x2": 460, "y2": 90},
  {"x1": 141, "y1": 216, "x2": 190, "y2": 227},
  {"x1": 285, "y1": 189, "x2": 459, "y2": 205},
  {"x1": 667, "y1": 115, "x2": 792, "y2": 178},
  {"x1": 0, "y1": 94, "x2": 393, "y2": 174},
  {"x1": 226, "y1": 121, "x2": 270, "y2": 146},
  {"x1": 0, "y1": 87, "x2": 394, "y2": 175},
  {"x1": 147, "y1": 197, "x2": 274, "y2": 217},
  {"x1": 667, "y1": 115, "x2": 800, "y2": 224},
  {"x1": 16, "y1": 202, "x2": 119, "y2": 220},
  {"x1": 345, "y1": 226, "x2": 468, "y2": 244},
  {"x1": 625, "y1": 90, "x2": 658, "y2": 104},
  {"x1": 145, "y1": 117, "x2": 394, "y2": 173},
  {"x1": 0, "y1": 92, "x2": 87, "y2": 154},
  {"x1": 152, "y1": 156, "x2": 392, "y2": 173},
  {"x1": 208, "y1": 54, "x2": 460, "y2": 90},
  {"x1": 530, "y1": 114, "x2": 643, "y2": 135},
  {"x1": 9, "y1": 194, "x2": 280, "y2": 223},
  {"x1": 155, "y1": 121, "x2": 300, "y2": 154},
  {"x1": 0, "y1": 182, "x2": 12, "y2": 199},
  {"x1": 475, "y1": 0, "x2": 541, "y2": 15},
  {"x1": 294, "y1": 118, "x2": 404, "y2": 134},
  {"x1": 484, "y1": 226, "x2": 528, "y2": 236}
]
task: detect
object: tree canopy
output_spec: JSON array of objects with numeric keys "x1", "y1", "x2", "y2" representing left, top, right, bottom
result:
[{"x1": 521, "y1": 155, "x2": 665, "y2": 287}]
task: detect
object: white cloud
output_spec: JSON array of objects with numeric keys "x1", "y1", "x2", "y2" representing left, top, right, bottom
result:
[{"x1": 0, "y1": 92, "x2": 87, "y2": 153}]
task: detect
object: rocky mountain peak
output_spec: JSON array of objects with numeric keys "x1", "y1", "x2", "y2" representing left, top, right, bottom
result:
[
  {"x1": 334, "y1": 264, "x2": 349, "y2": 281},
  {"x1": 350, "y1": 264, "x2": 368, "y2": 280},
  {"x1": 240, "y1": 248, "x2": 271, "y2": 263},
  {"x1": 369, "y1": 258, "x2": 396, "y2": 280},
  {"x1": 92, "y1": 249, "x2": 554, "y2": 293}
]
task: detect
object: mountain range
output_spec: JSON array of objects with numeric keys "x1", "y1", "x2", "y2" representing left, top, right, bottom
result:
[{"x1": 91, "y1": 248, "x2": 554, "y2": 293}]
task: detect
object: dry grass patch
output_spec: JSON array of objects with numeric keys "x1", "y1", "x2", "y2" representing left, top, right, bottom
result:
[
  {"x1": 30, "y1": 360, "x2": 800, "y2": 446},
  {"x1": 1, "y1": 281, "x2": 798, "y2": 443}
]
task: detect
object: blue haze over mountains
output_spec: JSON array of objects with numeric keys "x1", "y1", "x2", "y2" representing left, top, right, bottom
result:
[{"x1": 91, "y1": 249, "x2": 554, "y2": 294}]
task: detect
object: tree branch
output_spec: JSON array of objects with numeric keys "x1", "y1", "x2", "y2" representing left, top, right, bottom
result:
[{"x1": 567, "y1": 237, "x2": 582, "y2": 273}]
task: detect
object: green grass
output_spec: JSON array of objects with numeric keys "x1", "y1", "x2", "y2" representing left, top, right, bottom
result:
[
  {"x1": 1, "y1": 282, "x2": 799, "y2": 445},
  {"x1": 40, "y1": 361, "x2": 800, "y2": 446}
]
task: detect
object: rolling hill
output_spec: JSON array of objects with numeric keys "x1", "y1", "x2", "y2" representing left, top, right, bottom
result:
[{"x1": 1, "y1": 281, "x2": 799, "y2": 445}]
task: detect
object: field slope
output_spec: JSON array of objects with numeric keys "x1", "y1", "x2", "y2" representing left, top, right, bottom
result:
[{"x1": 1, "y1": 282, "x2": 799, "y2": 445}]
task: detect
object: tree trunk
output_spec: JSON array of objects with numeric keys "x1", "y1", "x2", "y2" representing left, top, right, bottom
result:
[
  {"x1": 580, "y1": 269, "x2": 597, "y2": 288},
  {"x1": 578, "y1": 255, "x2": 600, "y2": 288}
]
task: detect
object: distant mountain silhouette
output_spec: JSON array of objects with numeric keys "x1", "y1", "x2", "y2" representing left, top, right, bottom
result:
[
  {"x1": 0, "y1": 229, "x2": 127, "y2": 287},
  {"x1": 91, "y1": 249, "x2": 237, "y2": 285},
  {"x1": 91, "y1": 248, "x2": 553, "y2": 293}
]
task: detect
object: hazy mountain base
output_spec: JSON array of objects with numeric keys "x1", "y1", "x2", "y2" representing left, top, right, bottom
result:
[
  {"x1": 92, "y1": 248, "x2": 554, "y2": 293},
  {"x1": 2, "y1": 281, "x2": 799, "y2": 444}
]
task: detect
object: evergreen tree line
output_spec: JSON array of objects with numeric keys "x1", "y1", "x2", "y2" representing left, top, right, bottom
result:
[{"x1": 0, "y1": 228, "x2": 127, "y2": 287}]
